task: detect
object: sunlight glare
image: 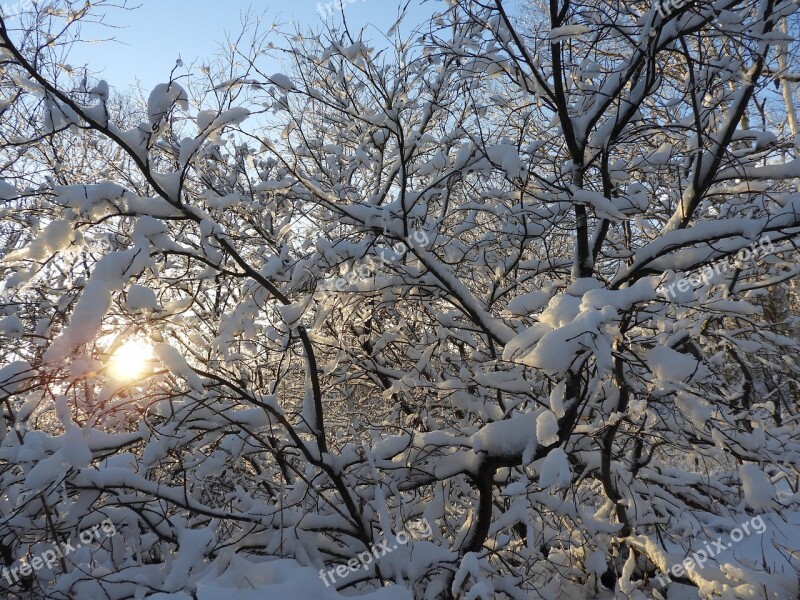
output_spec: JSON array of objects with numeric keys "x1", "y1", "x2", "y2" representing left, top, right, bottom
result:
[{"x1": 108, "y1": 339, "x2": 153, "y2": 382}]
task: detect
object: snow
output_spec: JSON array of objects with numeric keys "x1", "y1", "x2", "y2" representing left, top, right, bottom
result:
[
  {"x1": 151, "y1": 170, "x2": 182, "y2": 201},
  {"x1": 452, "y1": 553, "x2": 493, "y2": 599},
  {"x1": 631, "y1": 513, "x2": 800, "y2": 598},
  {"x1": 113, "y1": 123, "x2": 151, "y2": 161},
  {"x1": 154, "y1": 343, "x2": 204, "y2": 391},
  {"x1": 536, "y1": 410, "x2": 560, "y2": 446},
  {"x1": 647, "y1": 346, "x2": 702, "y2": 382},
  {"x1": 11, "y1": 73, "x2": 44, "y2": 94},
  {"x1": 89, "y1": 79, "x2": 109, "y2": 101},
  {"x1": 0, "y1": 180, "x2": 19, "y2": 199},
  {"x1": 505, "y1": 303, "x2": 614, "y2": 375},
  {"x1": 278, "y1": 301, "x2": 307, "y2": 326},
  {"x1": 127, "y1": 284, "x2": 160, "y2": 311},
  {"x1": 147, "y1": 82, "x2": 188, "y2": 126},
  {"x1": 23, "y1": 453, "x2": 65, "y2": 489},
  {"x1": 471, "y1": 411, "x2": 539, "y2": 458},
  {"x1": 549, "y1": 381, "x2": 566, "y2": 418},
  {"x1": 539, "y1": 447, "x2": 571, "y2": 487},
  {"x1": 572, "y1": 189, "x2": 627, "y2": 221},
  {"x1": 196, "y1": 107, "x2": 250, "y2": 135},
  {"x1": 3, "y1": 5, "x2": 800, "y2": 599},
  {"x1": 612, "y1": 184, "x2": 650, "y2": 215},
  {"x1": 55, "y1": 182, "x2": 128, "y2": 218},
  {"x1": 176, "y1": 556, "x2": 413, "y2": 600},
  {"x1": 269, "y1": 73, "x2": 295, "y2": 92},
  {"x1": 0, "y1": 315, "x2": 23, "y2": 338},
  {"x1": 44, "y1": 246, "x2": 154, "y2": 362},
  {"x1": 0, "y1": 360, "x2": 31, "y2": 395},
  {"x1": 486, "y1": 142, "x2": 525, "y2": 179},
  {"x1": 739, "y1": 464, "x2": 777, "y2": 510},
  {"x1": 59, "y1": 426, "x2": 92, "y2": 469},
  {"x1": 548, "y1": 25, "x2": 591, "y2": 40},
  {"x1": 11, "y1": 218, "x2": 76, "y2": 260},
  {"x1": 585, "y1": 550, "x2": 607, "y2": 576},
  {"x1": 197, "y1": 110, "x2": 218, "y2": 131},
  {"x1": 505, "y1": 303, "x2": 590, "y2": 374},
  {"x1": 505, "y1": 288, "x2": 554, "y2": 315},
  {"x1": 127, "y1": 195, "x2": 183, "y2": 219},
  {"x1": 162, "y1": 528, "x2": 215, "y2": 590}
]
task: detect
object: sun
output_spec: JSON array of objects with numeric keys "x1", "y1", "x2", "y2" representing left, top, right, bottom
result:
[{"x1": 108, "y1": 339, "x2": 153, "y2": 382}]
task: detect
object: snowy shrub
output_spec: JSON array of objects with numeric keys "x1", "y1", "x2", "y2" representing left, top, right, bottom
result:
[{"x1": 0, "y1": 1, "x2": 799, "y2": 598}]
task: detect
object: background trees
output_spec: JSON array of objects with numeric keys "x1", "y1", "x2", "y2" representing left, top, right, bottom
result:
[{"x1": 0, "y1": 0, "x2": 799, "y2": 598}]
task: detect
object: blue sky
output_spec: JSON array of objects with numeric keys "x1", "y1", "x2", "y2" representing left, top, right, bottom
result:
[{"x1": 64, "y1": 0, "x2": 438, "y2": 94}]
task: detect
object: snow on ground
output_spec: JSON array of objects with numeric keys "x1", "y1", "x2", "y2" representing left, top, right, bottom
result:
[{"x1": 150, "y1": 556, "x2": 413, "y2": 600}]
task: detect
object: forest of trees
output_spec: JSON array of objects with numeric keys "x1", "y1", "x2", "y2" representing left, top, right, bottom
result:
[{"x1": 0, "y1": 0, "x2": 799, "y2": 598}]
